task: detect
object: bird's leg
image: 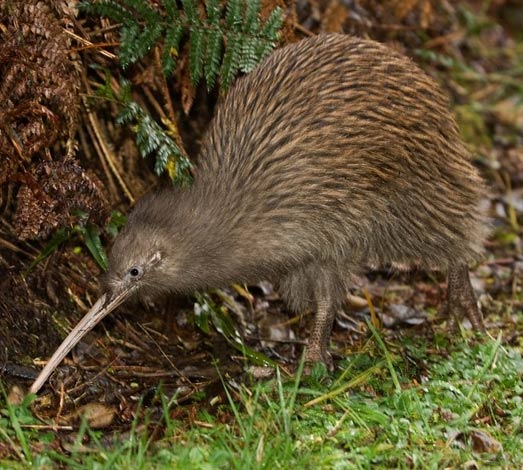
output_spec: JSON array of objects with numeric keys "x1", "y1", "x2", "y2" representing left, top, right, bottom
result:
[
  {"x1": 445, "y1": 264, "x2": 485, "y2": 331},
  {"x1": 305, "y1": 292, "x2": 336, "y2": 370}
]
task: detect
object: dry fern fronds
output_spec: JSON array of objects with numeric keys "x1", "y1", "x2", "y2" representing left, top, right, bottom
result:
[
  {"x1": 0, "y1": 1, "x2": 107, "y2": 239},
  {"x1": 15, "y1": 160, "x2": 107, "y2": 240},
  {"x1": 0, "y1": 1, "x2": 80, "y2": 169}
]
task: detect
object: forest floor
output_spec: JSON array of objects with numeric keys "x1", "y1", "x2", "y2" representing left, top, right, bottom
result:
[{"x1": 1, "y1": 0, "x2": 522, "y2": 468}]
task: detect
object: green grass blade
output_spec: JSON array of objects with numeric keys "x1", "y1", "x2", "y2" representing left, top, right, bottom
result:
[
  {"x1": 76, "y1": 224, "x2": 109, "y2": 271},
  {"x1": 367, "y1": 320, "x2": 402, "y2": 393}
]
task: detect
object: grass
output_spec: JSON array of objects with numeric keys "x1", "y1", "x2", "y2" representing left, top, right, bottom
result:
[{"x1": 1, "y1": 332, "x2": 522, "y2": 469}]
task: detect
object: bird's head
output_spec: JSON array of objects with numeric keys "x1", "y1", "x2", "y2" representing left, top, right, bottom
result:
[
  {"x1": 29, "y1": 188, "x2": 220, "y2": 394},
  {"x1": 104, "y1": 220, "x2": 173, "y2": 301},
  {"x1": 30, "y1": 195, "x2": 181, "y2": 395}
]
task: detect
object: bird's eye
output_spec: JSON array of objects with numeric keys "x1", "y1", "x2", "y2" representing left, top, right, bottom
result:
[{"x1": 129, "y1": 266, "x2": 142, "y2": 278}]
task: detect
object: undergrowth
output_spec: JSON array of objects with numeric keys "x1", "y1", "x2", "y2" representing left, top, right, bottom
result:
[
  {"x1": 1, "y1": 337, "x2": 522, "y2": 468},
  {"x1": 82, "y1": 0, "x2": 284, "y2": 184},
  {"x1": 82, "y1": 0, "x2": 284, "y2": 89}
]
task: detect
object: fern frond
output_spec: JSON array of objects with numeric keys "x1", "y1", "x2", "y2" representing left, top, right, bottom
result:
[
  {"x1": 180, "y1": 0, "x2": 199, "y2": 25},
  {"x1": 106, "y1": 82, "x2": 191, "y2": 185},
  {"x1": 162, "y1": 0, "x2": 184, "y2": 75},
  {"x1": 128, "y1": 104, "x2": 192, "y2": 184},
  {"x1": 80, "y1": 1, "x2": 135, "y2": 24},
  {"x1": 119, "y1": 79, "x2": 133, "y2": 105},
  {"x1": 240, "y1": 36, "x2": 259, "y2": 73},
  {"x1": 121, "y1": 0, "x2": 159, "y2": 21},
  {"x1": 162, "y1": 21, "x2": 184, "y2": 76},
  {"x1": 204, "y1": 28, "x2": 223, "y2": 89},
  {"x1": 180, "y1": 0, "x2": 206, "y2": 84},
  {"x1": 221, "y1": 0, "x2": 283, "y2": 86},
  {"x1": 118, "y1": 24, "x2": 139, "y2": 68},
  {"x1": 224, "y1": 0, "x2": 243, "y2": 31},
  {"x1": 220, "y1": 33, "x2": 243, "y2": 89},
  {"x1": 244, "y1": 0, "x2": 261, "y2": 34},
  {"x1": 261, "y1": 7, "x2": 284, "y2": 40},
  {"x1": 115, "y1": 100, "x2": 139, "y2": 125},
  {"x1": 164, "y1": 0, "x2": 178, "y2": 18},
  {"x1": 205, "y1": 0, "x2": 222, "y2": 25},
  {"x1": 254, "y1": 7, "x2": 284, "y2": 63},
  {"x1": 83, "y1": 0, "x2": 283, "y2": 89},
  {"x1": 189, "y1": 28, "x2": 206, "y2": 85},
  {"x1": 125, "y1": 22, "x2": 163, "y2": 68},
  {"x1": 95, "y1": 71, "x2": 117, "y2": 100}
]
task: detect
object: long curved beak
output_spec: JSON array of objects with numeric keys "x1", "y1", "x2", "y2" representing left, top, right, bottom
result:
[{"x1": 30, "y1": 288, "x2": 132, "y2": 395}]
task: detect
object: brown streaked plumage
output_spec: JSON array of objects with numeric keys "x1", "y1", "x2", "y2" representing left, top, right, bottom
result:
[{"x1": 31, "y1": 34, "x2": 488, "y2": 393}]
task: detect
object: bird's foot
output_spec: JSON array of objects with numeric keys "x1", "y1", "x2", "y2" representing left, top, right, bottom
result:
[
  {"x1": 304, "y1": 344, "x2": 334, "y2": 372},
  {"x1": 445, "y1": 264, "x2": 486, "y2": 332}
]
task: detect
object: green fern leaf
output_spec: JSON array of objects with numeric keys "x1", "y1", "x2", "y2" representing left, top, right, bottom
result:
[
  {"x1": 181, "y1": 0, "x2": 205, "y2": 85},
  {"x1": 240, "y1": 36, "x2": 259, "y2": 72},
  {"x1": 224, "y1": 0, "x2": 242, "y2": 31},
  {"x1": 205, "y1": 0, "x2": 222, "y2": 25},
  {"x1": 189, "y1": 28, "x2": 206, "y2": 85},
  {"x1": 162, "y1": 21, "x2": 184, "y2": 76},
  {"x1": 121, "y1": 0, "x2": 159, "y2": 21},
  {"x1": 205, "y1": 28, "x2": 223, "y2": 89},
  {"x1": 95, "y1": 70, "x2": 116, "y2": 100},
  {"x1": 220, "y1": 32, "x2": 243, "y2": 89},
  {"x1": 116, "y1": 100, "x2": 139, "y2": 125},
  {"x1": 260, "y1": 7, "x2": 284, "y2": 41},
  {"x1": 136, "y1": 22, "x2": 164, "y2": 57},
  {"x1": 164, "y1": 0, "x2": 179, "y2": 18},
  {"x1": 111, "y1": 0, "x2": 163, "y2": 70},
  {"x1": 115, "y1": 99, "x2": 192, "y2": 184},
  {"x1": 254, "y1": 7, "x2": 283, "y2": 61},
  {"x1": 84, "y1": 0, "x2": 283, "y2": 91},
  {"x1": 135, "y1": 114, "x2": 158, "y2": 155},
  {"x1": 118, "y1": 24, "x2": 140, "y2": 68},
  {"x1": 170, "y1": 154, "x2": 192, "y2": 185},
  {"x1": 118, "y1": 22, "x2": 163, "y2": 69},
  {"x1": 244, "y1": 0, "x2": 261, "y2": 34},
  {"x1": 80, "y1": 1, "x2": 135, "y2": 24},
  {"x1": 153, "y1": 140, "x2": 171, "y2": 175},
  {"x1": 181, "y1": 0, "x2": 199, "y2": 25},
  {"x1": 119, "y1": 79, "x2": 133, "y2": 105}
]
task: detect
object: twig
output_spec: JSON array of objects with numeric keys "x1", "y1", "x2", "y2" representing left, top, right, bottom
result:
[
  {"x1": 63, "y1": 29, "x2": 117, "y2": 60},
  {"x1": 83, "y1": 95, "x2": 135, "y2": 203}
]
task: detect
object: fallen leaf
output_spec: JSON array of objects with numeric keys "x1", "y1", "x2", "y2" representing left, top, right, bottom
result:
[
  {"x1": 60, "y1": 403, "x2": 116, "y2": 429},
  {"x1": 469, "y1": 429, "x2": 502, "y2": 454},
  {"x1": 7, "y1": 385, "x2": 24, "y2": 405}
]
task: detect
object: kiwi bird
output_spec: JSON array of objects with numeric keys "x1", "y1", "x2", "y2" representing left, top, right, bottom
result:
[{"x1": 30, "y1": 34, "x2": 488, "y2": 394}]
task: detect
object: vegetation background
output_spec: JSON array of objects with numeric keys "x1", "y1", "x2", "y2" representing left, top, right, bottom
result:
[{"x1": 0, "y1": 0, "x2": 522, "y2": 467}]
